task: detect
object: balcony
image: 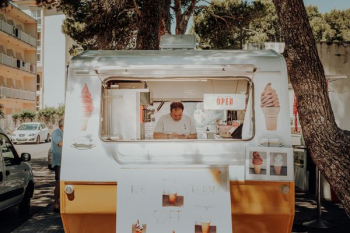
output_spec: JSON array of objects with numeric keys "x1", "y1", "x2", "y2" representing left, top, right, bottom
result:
[
  {"x1": 0, "y1": 53, "x2": 36, "y2": 74},
  {"x1": 0, "y1": 86, "x2": 36, "y2": 101},
  {"x1": 0, "y1": 20, "x2": 37, "y2": 47}
]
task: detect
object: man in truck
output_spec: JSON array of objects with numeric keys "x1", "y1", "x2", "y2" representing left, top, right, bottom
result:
[{"x1": 153, "y1": 102, "x2": 197, "y2": 140}]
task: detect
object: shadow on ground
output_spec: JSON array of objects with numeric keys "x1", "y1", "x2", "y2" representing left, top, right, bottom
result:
[{"x1": 293, "y1": 189, "x2": 350, "y2": 233}]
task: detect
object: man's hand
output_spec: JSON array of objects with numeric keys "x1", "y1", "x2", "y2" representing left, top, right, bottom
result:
[
  {"x1": 168, "y1": 133, "x2": 178, "y2": 139},
  {"x1": 58, "y1": 141, "x2": 63, "y2": 147}
]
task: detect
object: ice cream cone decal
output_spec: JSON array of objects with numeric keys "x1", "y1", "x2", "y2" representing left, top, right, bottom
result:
[
  {"x1": 252, "y1": 152, "x2": 263, "y2": 174},
  {"x1": 274, "y1": 154, "x2": 283, "y2": 175},
  {"x1": 261, "y1": 83, "x2": 280, "y2": 130},
  {"x1": 134, "y1": 220, "x2": 143, "y2": 233},
  {"x1": 81, "y1": 84, "x2": 94, "y2": 131}
]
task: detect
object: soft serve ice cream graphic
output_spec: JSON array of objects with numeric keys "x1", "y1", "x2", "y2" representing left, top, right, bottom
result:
[
  {"x1": 273, "y1": 154, "x2": 283, "y2": 175},
  {"x1": 134, "y1": 220, "x2": 143, "y2": 233},
  {"x1": 81, "y1": 83, "x2": 94, "y2": 131},
  {"x1": 261, "y1": 83, "x2": 280, "y2": 130},
  {"x1": 252, "y1": 151, "x2": 263, "y2": 174}
]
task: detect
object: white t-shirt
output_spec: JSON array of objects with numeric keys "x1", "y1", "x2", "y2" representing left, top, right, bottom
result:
[{"x1": 154, "y1": 114, "x2": 197, "y2": 135}]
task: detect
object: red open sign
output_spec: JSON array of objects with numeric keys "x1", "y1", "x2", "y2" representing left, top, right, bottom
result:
[{"x1": 217, "y1": 97, "x2": 234, "y2": 106}]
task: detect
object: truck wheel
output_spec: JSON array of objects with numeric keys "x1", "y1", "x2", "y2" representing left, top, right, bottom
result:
[
  {"x1": 45, "y1": 134, "x2": 50, "y2": 143},
  {"x1": 18, "y1": 188, "x2": 31, "y2": 215},
  {"x1": 36, "y1": 136, "x2": 40, "y2": 144}
]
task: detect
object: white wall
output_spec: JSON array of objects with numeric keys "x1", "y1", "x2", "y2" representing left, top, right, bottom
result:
[
  {"x1": 43, "y1": 13, "x2": 66, "y2": 107},
  {"x1": 317, "y1": 43, "x2": 350, "y2": 131}
]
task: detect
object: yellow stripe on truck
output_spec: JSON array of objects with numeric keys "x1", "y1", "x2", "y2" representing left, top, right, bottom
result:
[{"x1": 60, "y1": 181, "x2": 294, "y2": 233}]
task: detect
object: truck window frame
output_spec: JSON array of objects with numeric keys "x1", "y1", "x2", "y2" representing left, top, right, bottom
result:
[{"x1": 99, "y1": 76, "x2": 255, "y2": 142}]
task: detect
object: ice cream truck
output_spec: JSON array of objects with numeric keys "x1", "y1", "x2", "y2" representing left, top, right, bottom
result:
[{"x1": 60, "y1": 35, "x2": 294, "y2": 233}]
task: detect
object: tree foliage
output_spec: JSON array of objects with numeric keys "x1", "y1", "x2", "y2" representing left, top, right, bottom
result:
[
  {"x1": 193, "y1": 0, "x2": 266, "y2": 49},
  {"x1": 18, "y1": 110, "x2": 36, "y2": 122},
  {"x1": 34, "y1": 0, "x2": 202, "y2": 51},
  {"x1": 37, "y1": 107, "x2": 56, "y2": 125},
  {"x1": 193, "y1": 0, "x2": 350, "y2": 49},
  {"x1": 36, "y1": 0, "x2": 137, "y2": 51}
]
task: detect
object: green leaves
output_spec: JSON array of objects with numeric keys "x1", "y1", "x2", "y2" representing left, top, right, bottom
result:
[
  {"x1": 193, "y1": 0, "x2": 268, "y2": 49},
  {"x1": 193, "y1": 0, "x2": 350, "y2": 49}
]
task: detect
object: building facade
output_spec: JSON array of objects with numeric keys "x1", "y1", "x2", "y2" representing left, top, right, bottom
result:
[
  {"x1": 15, "y1": 0, "x2": 73, "y2": 109},
  {"x1": 0, "y1": 3, "x2": 37, "y2": 124}
]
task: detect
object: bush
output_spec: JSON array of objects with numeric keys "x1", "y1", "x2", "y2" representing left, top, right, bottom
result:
[
  {"x1": 12, "y1": 113, "x2": 19, "y2": 126},
  {"x1": 19, "y1": 110, "x2": 36, "y2": 122},
  {"x1": 37, "y1": 107, "x2": 56, "y2": 125},
  {"x1": 56, "y1": 104, "x2": 65, "y2": 118}
]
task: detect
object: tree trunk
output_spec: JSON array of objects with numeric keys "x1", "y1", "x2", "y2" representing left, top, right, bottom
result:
[
  {"x1": 272, "y1": 0, "x2": 350, "y2": 217},
  {"x1": 136, "y1": 0, "x2": 161, "y2": 50},
  {"x1": 159, "y1": 0, "x2": 171, "y2": 39},
  {"x1": 174, "y1": 0, "x2": 197, "y2": 34}
]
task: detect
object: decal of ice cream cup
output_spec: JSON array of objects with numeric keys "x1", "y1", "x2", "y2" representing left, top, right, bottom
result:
[
  {"x1": 252, "y1": 151, "x2": 263, "y2": 174},
  {"x1": 81, "y1": 83, "x2": 94, "y2": 131},
  {"x1": 168, "y1": 186, "x2": 177, "y2": 204},
  {"x1": 201, "y1": 221, "x2": 210, "y2": 233},
  {"x1": 274, "y1": 154, "x2": 283, "y2": 175},
  {"x1": 261, "y1": 83, "x2": 280, "y2": 130},
  {"x1": 169, "y1": 192, "x2": 177, "y2": 204}
]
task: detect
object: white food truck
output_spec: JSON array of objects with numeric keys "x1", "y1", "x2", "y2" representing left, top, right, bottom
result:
[{"x1": 60, "y1": 36, "x2": 294, "y2": 233}]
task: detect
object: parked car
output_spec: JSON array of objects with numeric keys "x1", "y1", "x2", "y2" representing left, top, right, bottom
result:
[
  {"x1": 0, "y1": 128, "x2": 35, "y2": 214},
  {"x1": 11, "y1": 122, "x2": 50, "y2": 144},
  {"x1": 47, "y1": 147, "x2": 53, "y2": 170}
]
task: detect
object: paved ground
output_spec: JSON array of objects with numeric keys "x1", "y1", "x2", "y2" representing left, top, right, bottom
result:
[
  {"x1": 14, "y1": 142, "x2": 51, "y2": 159},
  {"x1": 292, "y1": 190, "x2": 350, "y2": 233}
]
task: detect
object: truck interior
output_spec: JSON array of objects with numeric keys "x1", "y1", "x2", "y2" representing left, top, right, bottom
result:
[{"x1": 100, "y1": 77, "x2": 254, "y2": 141}]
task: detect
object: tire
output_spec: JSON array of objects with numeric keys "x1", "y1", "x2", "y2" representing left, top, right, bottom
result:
[
  {"x1": 45, "y1": 134, "x2": 50, "y2": 143},
  {"x1": 36, "y1": 136, "x2": 40, "y2": 144},
  {"x1": 18, "y1": 187, "x2": 31, "y2": 215}
]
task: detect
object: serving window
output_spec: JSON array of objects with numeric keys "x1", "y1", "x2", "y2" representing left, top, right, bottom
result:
[{"x1": 100, "y1": 77, "x2": 254, "y2": 141}]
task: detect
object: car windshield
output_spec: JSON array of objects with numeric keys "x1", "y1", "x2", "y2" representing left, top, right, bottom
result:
[{"x1": 17, "y1": 124, "x2": 38, "y2": 130}]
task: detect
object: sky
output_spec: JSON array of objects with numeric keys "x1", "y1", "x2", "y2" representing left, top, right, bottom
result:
[{"x1": 303, "y1": 0, "x2": 350, "y2": 12}]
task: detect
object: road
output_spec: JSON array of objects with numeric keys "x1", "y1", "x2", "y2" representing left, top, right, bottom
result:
[{"x1": 0, "y1": 142, "x2": 54, "y2": 233}]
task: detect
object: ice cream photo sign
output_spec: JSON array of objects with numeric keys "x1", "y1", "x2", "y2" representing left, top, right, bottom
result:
[
  {"x1": 245, "y1": 147, "x2": 293, "y2": 181},
  {"x1": 203, "y1": 94, "x2": 245, "y2": 110},
  {"x1": 116, "y1": 168, "x2": 232, "y2": 233}
]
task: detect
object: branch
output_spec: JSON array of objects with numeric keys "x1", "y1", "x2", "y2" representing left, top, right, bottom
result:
[
  {"x1": 117, "y1": 8, "x2": 135, "y2": 18},
  {"x1": 132, "y1": 0, "x2": 141, "y2": 18},
  {"x1": 183, "y1": 0, "x2": 197, "y2": 19},
  {"x1": 196, "y1": 5, "x2": 228, "y2": 25}
]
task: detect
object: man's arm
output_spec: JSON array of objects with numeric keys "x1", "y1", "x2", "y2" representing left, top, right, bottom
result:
[
  {"x1": 52, "y1": 131, "x2": 63, "y2": 147},
  {"x1": 154, "y1": 132, "x2": 178, "y2": 139},
  {"x1": 177, "y1": 133, "x2": 197, "y2": 139}
]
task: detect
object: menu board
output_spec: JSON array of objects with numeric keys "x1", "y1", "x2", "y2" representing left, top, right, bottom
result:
[{"x1": 117, "y1": 168, "x2": 232, "y2": 233}]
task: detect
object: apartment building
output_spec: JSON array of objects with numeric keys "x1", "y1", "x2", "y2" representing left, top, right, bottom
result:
[
  {"x1": 15, "y1": 0, "x2": 73, "y2": 109},
  {"x1": 0, "y1": 3, "x2": 37, "y2": 119}
]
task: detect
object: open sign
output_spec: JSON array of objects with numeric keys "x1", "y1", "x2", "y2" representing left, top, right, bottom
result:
[{"x1": 203, "y1": 94, "x2": 246, "y2": 110}]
